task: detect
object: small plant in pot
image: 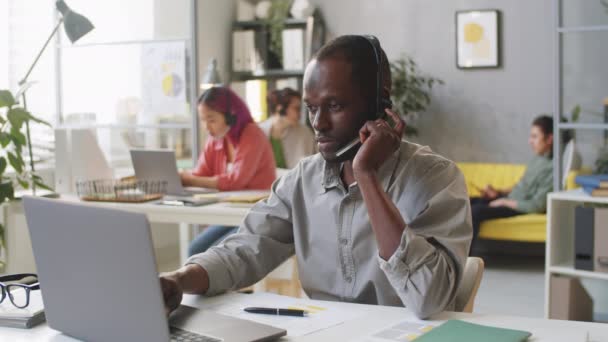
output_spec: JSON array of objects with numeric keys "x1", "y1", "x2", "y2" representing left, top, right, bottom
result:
[{"x1": 0, "y1": 89, "x2": 53, "y2": 266}]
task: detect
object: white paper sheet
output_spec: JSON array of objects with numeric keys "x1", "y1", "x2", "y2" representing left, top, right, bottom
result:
[{"x1": 188, "y1": 292, "x2": 364, "y2": 337}]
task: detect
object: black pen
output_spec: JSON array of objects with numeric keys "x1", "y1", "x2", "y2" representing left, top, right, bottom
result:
[{"x1": 244, "y1": 307, "x2": 307, "y2": 317}]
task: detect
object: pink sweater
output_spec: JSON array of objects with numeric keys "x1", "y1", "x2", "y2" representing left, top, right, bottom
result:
[{"x1": 193, "y1": 123, "x2": 276, "y2": 191}]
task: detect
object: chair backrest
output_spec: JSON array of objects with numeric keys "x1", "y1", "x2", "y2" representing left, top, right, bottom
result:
[{"x1": 454, "y1": 257, "x2": 485, "y2": 313}]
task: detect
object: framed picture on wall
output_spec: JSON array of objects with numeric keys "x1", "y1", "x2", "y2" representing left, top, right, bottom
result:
[{"x1": 456, "y1": 9, "x2": 500, "y2": 69}]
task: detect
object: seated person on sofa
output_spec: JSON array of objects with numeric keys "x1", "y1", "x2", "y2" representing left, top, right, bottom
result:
[
  {"x1": 160, "y1": 35, "x2": 472, "y2": 319},
  {"x1": 470, "y1": 115, "x2": 554, "y2": 250},
  {"x1": 259, "y1": 88, "x2": 316, "y2": 169}
]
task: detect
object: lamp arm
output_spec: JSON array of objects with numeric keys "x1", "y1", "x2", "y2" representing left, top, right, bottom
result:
[{"x1": 19, "y1": 17, "x2": 64, "y2": 86}]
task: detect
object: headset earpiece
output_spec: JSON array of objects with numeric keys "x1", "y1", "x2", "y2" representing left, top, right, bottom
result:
[
  {"x1": 279, "y1": 105, "x2": 287, "y2": 117},
  {"x1": 223, "y1": 88, "x2": 237, "y2": 126},
  {"x1": 199, "y1": 87, "x2": 237, "y2": 126},
  {"x1": 362, "y1": 35, "x2": 388, "y2": 121},
  {"x1": 278, "y1": 89, "x2": 289, "y2": 117}
]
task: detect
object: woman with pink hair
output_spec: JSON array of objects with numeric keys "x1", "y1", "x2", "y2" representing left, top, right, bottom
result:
[{"x1": 180, "y1": 86, "x2": 276, "y2": 255}]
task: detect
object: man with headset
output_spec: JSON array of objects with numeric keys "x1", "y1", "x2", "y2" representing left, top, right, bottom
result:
[{"x1": 161, "y1": 35, "x2": 472, "y2": 319}]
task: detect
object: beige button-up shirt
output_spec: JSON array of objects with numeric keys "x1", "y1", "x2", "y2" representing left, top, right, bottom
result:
[{"x1": 187, "y1": 141, "x2": 472, "y2": 318}]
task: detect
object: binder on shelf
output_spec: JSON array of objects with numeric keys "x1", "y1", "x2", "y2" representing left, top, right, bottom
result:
[
  {"x1": 595, "y1": 208, "x2": 608, "y2": 273},
  {"x1": 232, "y1": 31, "x2": 245, "y2": 72},
  {"x1": 574, "y1": 206, "x2": 594, "y2": 271},
  {"x1": 549, "y1": 275, "x2": 593, "y2": 321},
  {"x1": 582, "y1": 186, "x2": 608, "y2": 197},
  {"x1": 242, "y1": 30, "x2": 257, "y2": 72},
  {"x1": 282, "y1": 28, "x2": 305, "y2": 70}
]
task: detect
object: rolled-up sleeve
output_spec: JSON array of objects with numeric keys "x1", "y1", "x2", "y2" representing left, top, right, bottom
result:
[
  {"x1": 186, "y1": 169, "x2": 297, "y2": 295},
  {"x1": 379, "y1": 159, "x2": 472, "y2": 318}
]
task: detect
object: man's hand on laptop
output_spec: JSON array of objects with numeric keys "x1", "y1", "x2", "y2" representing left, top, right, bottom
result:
[
  {"x1": 160, "y1": 273, "x2": 183, "y2": 316},
  {"x1": 159, "y1": 264, "x2": 211, "y2": 315}
]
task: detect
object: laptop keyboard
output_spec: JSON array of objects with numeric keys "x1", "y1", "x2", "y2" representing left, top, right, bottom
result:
[{"x1": 170, "y1": 327, "x2": 223, "y2": 342}]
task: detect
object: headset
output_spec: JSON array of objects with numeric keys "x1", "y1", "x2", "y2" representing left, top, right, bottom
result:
[
  {"x1": 362, "y1": 35, "x2": 393, "y2": 120},
  {"x1": 278, "y1": 89, "x2": 289, "y2": 117},
  {"x1": 198, "y1": 87, "x2": 236, "y2": 126},
  {"x1": 331, "y1": 35, "x2": 393, "y2": 159}
]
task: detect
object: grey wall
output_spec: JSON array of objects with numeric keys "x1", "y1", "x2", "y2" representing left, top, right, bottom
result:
[{"x1": 308, "y1": 0, "x2": 554, "y2": 164}]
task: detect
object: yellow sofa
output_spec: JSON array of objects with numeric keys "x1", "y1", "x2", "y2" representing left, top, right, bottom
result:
[{"x1": 457, "y1": 163, "x2": 583, "y2": 243}]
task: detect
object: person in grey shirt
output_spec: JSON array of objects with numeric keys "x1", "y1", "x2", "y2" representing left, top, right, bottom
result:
[{"x1": 160, "y1": 35, "x2": 472, "y2": 319}]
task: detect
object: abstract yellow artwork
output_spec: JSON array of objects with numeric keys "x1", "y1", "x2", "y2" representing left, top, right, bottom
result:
[{"x1": 456, "y1": 10, "x2": 500, "y2": 68}]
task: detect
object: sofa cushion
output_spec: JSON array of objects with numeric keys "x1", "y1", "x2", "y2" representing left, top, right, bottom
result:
[
  {"x1": 456, "y1": 163, "x2": 526, "y2": 198},
  {"x1": 478, "y1": 214, "x2": 546, "y2": 242}
]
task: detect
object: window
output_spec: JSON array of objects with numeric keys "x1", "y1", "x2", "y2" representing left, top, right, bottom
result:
[{"x1": 1, "y1": 0, "x2": 196, "y2": 171}]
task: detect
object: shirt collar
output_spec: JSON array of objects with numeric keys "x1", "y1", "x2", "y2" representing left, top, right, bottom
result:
[{"x1": 320, "y1": 145, "x2": 402, "y2": 194}]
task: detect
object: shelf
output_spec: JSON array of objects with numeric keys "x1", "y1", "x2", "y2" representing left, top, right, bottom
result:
[
  {"x1": 557, "y1": 25, "x2": 608, "y2": 33},
  {"x1": 549, "y1": 189, "x2": 608, "y2": 204},
  {"x1": 233, "y1": 18, "x2": 308, "y2": 30},
  {"x1": 558, "y1": 123, "x2": 608, "y2": 130},
  {"x1": 232, "y1": 69, "x2": 304, "y2": 81},
  {"x1": 550, "y1": 264, "x2": 608, "y2": 281}
]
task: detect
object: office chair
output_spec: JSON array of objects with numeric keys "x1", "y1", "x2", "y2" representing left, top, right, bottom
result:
[{"x1": 455, "y1": 256, "x2": 485, "y2": 313}]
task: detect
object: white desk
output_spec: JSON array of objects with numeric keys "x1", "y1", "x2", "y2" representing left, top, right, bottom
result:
[
  {"x1": 1, "y1": 292, "x2": 607, "y2": 341},
  {"x1": 2, "y1": 195, "x2": 254, "y2": 272}
]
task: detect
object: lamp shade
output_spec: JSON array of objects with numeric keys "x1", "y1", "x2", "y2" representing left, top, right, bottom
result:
[
  {"x1": 56, "y1": 0, "x2": 94, "y2": 43},
  {"x1": 200, "y1": 59, "x2": 222, "y2": 90}
]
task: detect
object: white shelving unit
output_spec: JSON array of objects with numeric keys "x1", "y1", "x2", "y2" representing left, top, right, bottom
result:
[{"x1": 544, "y1": 189, "x2": 608, "y2": 319}]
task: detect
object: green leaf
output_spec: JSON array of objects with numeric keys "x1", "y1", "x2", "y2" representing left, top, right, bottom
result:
[
  {"x1": 27, "y1": 112, "x2": 51, "y2": 127},
  {"x1": 0, "y1": 181, "x2": 14, "y2": 203},
  {"x1": 0, "y1": 132, "x2": 10, "y2": 148},
  {"x1": 17, "y1": 177, "x2": 29, "y2": 189},
  {"x1": 0, "y1": 90, "x2": 15, "y2": 108},
  {"x1": 7, "y1": 151, "x2": 23, "y2": 173},
  {"x1": 0, "y1": 223, "x2": 5, "y2": 249},
  {"x1": 7, "y1": 107, "x2": 29, "y2": 130},
  {"x1": 571, "y1": 105, "x2": 581, "y2": 123},
  {"x1": 10, "y1": 127, "x2": 26, "y2": 147},
  {"x1": 0, "y1": 157, "x2": 6, "y2": 175},
  {"x1": 33, "y1": 179, "x2": 52, "y2": 191}
]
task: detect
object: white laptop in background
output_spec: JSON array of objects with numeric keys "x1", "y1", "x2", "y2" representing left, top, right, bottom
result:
[
  {"x1": 22, "y1": 196, "x2": 286, "y2": 342},
  {"x1": 130, "y1": 149, "x2": 216, "y2": 197}
]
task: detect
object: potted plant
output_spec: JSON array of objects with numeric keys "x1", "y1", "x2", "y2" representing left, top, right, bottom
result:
[
  {"x1": 262, "y1": 0, "x2": 292, "y2": 67},
  {"x1": 390, "y1": 55, "x2": 444, "y2": 136},
  {"x1": 0, "y1": 89, "x2": 53, "y2": 267}
]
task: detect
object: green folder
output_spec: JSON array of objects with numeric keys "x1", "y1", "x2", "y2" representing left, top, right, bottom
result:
[{"x1": 414, "y1": 320, "x2": 531, "y2": 342}]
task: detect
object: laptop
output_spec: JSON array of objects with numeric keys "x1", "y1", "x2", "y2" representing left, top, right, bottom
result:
[
  {"x1": 130, "y1": 149, "x2": 216, "y2": 197},
  {"x1": 22, "y1": 196, "x2": 286, "y2": 342}
]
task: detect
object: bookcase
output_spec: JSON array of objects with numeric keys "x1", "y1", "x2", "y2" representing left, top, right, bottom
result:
[
  {"x1": 230, "y1": 11, "x2": 325, "y2": 87},
  {"x1": 545, "y1": 190, "x2": 608, "y2": 321}
]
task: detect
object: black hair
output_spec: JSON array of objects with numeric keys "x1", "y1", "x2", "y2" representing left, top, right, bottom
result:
[
  {"x1": 267, "y1": 88, "x2": 301, "y2": 117},
  {"x1": 313, "y1": 35, "x2": 391, "y2": 110},
  {"x1": 532, "y1": 115, "x2": 553, "y2": 137}
]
